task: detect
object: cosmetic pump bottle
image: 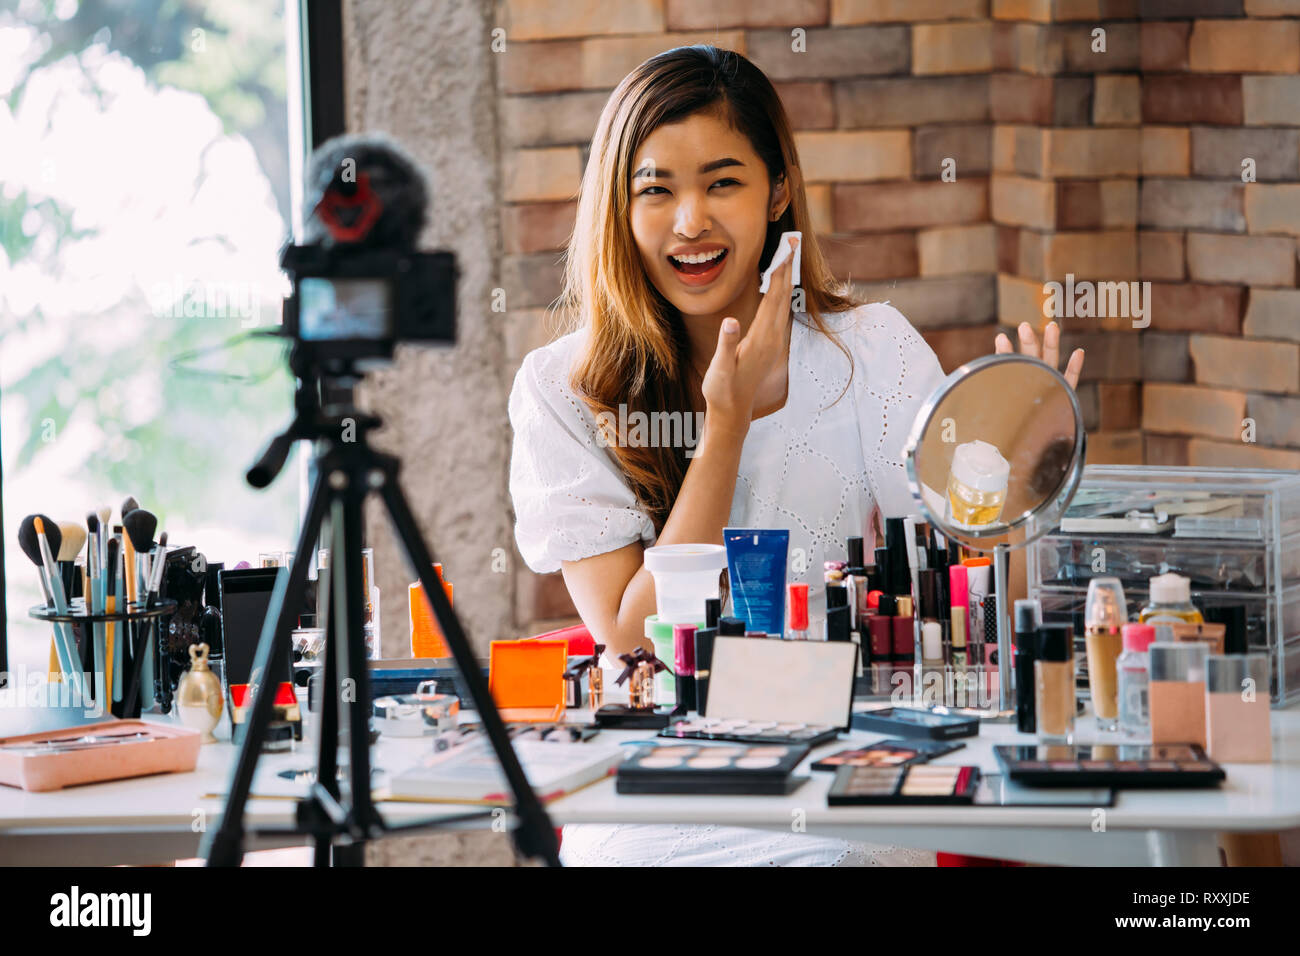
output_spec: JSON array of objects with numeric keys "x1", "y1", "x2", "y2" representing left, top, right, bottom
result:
[
  {"x1": 1084, "y1": 576, "x2": 1127, "y2": 732},
  {"x1": 1117, "y1": 623, "x2": 1155, "y2": 736},
  {"x1": 693, "y1": 597, "x2": 721, "y2": 715},
  {"x1": 786, "y1": 583, "x2": 810, "y2": 640},
  {"x1": 1013, "y1": 599, "x2": 1042, "y2": 733},
  {"x1": 945, "y1": 440, "x2": 1010, "y2": 527},
  {"x1": 1205, "y1": 653, "x2": 1272, "y2": 763},
  {"x1": 1148, "y1": 641, "x2": 1208, "y2": 747},
  {"x1": 1140, "y1": 573, "x2": 1203, "y2": 625},
  {"x1": 1034, "y1": 625, "x2": 1075, "y2": 743}
]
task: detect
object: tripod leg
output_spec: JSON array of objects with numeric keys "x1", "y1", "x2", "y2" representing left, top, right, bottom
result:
[
  {"x1": 376, "y1": 470, "x2": 561, "y2": 867},
  {"x1": 203, "y1": 469, "x2": 331, "y2": 866},
  {"x1": 312, "y1": 514, "x2": 341, "y2": 867},
  {"x1": 331, "y1": 478, "x2": 379, "y2": 843}
]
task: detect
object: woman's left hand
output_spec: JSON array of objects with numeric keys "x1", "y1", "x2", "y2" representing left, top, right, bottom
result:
[{"x1": 994, "y1": 320, "x2": 1085, "y2": 390}]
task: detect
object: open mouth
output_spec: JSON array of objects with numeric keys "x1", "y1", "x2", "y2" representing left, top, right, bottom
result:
[{"x1": 668, "y1": 248, "x2": 729, "y2": 282}]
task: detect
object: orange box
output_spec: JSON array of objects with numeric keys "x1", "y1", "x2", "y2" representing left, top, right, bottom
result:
[
  {"x1": 410, "y1": 564, "x2": 454, "y2": 658},
  {"x1": 488, "y1": 639, "x2": 567, "y2": 723}
]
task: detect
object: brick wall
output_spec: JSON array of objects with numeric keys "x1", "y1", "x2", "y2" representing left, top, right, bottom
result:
[{"x1": 496, "y1": 0, "x2": 1300, "y2": 633}]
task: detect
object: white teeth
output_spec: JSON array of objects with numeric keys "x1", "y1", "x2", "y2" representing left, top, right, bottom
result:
[{"x1": 670, "y1": 249, "x2": 725, "y2": 265}]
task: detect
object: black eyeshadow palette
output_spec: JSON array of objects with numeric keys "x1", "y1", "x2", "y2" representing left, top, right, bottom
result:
[
  {"x1": 616, "y1": 742, "x2": 811, "y2": 795},
  {"x1": 851, "y1": 707, "x2": 980, "y2": 740},
  {"x1": 994, "y1": 744, "x2": 1227, "y2": 789},
  {"x1": 827, "y1": 764, "x2": 981, "y2": 805},
  {"x1": 660, "y1": 716, "x2": 840, "y2": 747},
  {"x1": 812, "y1": 738, "x2": 965, "y2": 772}
]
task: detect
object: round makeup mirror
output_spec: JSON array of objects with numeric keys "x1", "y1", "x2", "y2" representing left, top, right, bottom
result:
[
  {"x1": 903, "y1": 353, "x2": 1086, "y2": 713},
  {"x1": 904, "y1": 353, "x2": 1086, "y2": 553}
]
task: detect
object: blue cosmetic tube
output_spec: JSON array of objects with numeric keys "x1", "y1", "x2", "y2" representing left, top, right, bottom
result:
[{"x1": 723, "y1": 528, "x2": 789, "y2": 638}]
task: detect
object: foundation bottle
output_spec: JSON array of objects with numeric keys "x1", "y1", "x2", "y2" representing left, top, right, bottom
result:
[
  {"x1": 1034, "y1": 625, "x2": 1075, "y2": 743},
  {"x1": 1205, "y1": 654, "x2": 1272, "y2": 763},
  {"x1": 1148, "y1": 642, "x2": 1208, "y2": 747},
  {"x1": 1084, "y1": 577, "x2": 1127, "y2": 732}
]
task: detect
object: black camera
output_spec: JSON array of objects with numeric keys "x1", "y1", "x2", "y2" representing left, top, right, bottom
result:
[
  {"x1": 281, "y1": 243, "x2": 456, "y2": 363},
  {"x1": 277, "y1": 133, "x2": 458, "y2": 370}
]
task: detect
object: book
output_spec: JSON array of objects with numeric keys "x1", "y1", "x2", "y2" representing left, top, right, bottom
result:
[{"x1": 387, "y1": 740, "x2": 625, "y2": 804}]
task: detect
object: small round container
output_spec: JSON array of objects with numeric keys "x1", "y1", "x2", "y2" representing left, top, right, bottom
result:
[
  {"x1": 945, "y1": 440, "x2": 1010, "y2": 527},
  {"x1": 643, "y1": 544, "x2": 727, "y2": 625}
]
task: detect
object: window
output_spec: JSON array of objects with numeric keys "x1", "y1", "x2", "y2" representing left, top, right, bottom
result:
[{"x1": 1, "y1": 0, "x2": 299, "y2": 675}]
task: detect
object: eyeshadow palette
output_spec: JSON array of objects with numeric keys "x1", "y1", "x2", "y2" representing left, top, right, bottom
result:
[
  {"x1": 660, "y1": 716, "x2": 840, "y2": 747},
  {"x1": 616, "y1": 742, "x2": 811, "y2": 795},
  {"x1": 850, "y1": 707, "x2": 980, "y2": 740},
  {"x1": 827, "y1": 764, "x2": 981, "y2": 805},
  {"x1": 812, "y1": 738, "x2": 965, "y2": 772},
  {"x1": 994, "y1": 744, "x2": 1227, "y2": 788}
]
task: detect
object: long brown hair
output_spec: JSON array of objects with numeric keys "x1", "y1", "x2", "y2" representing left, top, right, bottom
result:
[{"x1": 558, "y1": 45, "x2": 860, "y2": 534}]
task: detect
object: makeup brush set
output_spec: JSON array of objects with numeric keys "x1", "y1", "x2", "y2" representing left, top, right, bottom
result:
[{"x1": 17, "y1": 496, "x2": 187, "y2": 719}]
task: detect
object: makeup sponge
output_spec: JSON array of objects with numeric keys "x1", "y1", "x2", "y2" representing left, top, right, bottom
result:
[{"x1": 759, "y1": 231, "x2": 801, "y2": 294}]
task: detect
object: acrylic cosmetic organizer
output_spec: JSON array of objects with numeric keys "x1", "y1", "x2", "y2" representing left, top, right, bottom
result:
[{"x1": 1027, "y1": 466, "x2": 1300, "y2": 707}]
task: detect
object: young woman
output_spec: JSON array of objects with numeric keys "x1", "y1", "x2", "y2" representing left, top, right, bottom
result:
[{"x1": 508, "y1": 46, "x2": 1084, "y2": 866}]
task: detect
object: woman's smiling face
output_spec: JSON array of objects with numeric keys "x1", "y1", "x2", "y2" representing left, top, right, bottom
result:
[{"x1": 629, "y1": 108, "x2": 787, "y2": 317}]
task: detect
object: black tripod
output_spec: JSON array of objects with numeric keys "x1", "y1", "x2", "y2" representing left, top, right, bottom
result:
[{"x1": 202, "y1": 352, "x2": 560, "y2": 867}]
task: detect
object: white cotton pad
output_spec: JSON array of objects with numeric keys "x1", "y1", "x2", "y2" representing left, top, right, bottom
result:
[{"x1": 759, "y1": 231, "x2": 801, "y2": 293}]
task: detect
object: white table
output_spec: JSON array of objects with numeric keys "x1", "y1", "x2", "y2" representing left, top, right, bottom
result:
[{"x1": 1, "y1": 705, "x2": 1297, "y2": 866}]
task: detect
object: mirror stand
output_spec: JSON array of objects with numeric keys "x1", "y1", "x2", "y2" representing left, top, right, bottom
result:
[{"x1": 902, "y1": 353, "x2": 1086, "y2": 722}]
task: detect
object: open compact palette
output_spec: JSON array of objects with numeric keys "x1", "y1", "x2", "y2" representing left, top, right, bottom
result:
[
  {"x1": 827, "y1": 764, "x2": 981, "y2": 805},
  {"x1": 662, "y1": 637, "x2": 857, "y2": 747},
  {"x1": 994, "y1": 744, "x2": 1227, "y2": 788},
  {"x1": 616, "y1": 742, "x2": 811, "y2": 795},
  {"x1": 812, "y1": 738, "x2": 965, "y2": 772}
]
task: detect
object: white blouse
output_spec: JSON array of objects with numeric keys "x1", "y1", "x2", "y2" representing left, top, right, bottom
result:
[
  {"x1": 509, "y1": 300, "x2": 946, "y2": 601},
  {"x1": 507, "y1": 300, "x2": 949, "y2": 868}
]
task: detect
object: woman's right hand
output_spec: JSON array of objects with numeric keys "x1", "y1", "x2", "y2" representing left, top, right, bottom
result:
[{"x1": 701, "y1": 235, "x2": 799, "y2": 435}]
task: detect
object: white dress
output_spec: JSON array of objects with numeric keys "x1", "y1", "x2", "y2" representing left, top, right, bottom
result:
[{"x1": 508, "y1": 300, "x2": 948, "y2": 867}]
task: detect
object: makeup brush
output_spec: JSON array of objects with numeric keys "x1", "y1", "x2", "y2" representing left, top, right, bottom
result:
[
  {"x1": 105, "y1": 536, "x2": 120, "y2": 705},
  {"x1": 87, "y1": 513, "x2": 106, "y2": 705},
  {"x1": 123, "y1": 509, "x2": 157, "y2": 602},
  {"x1": 125, "y1": 539, "x2": 169, "y2": 715},
  {"x1": 19, "y1": 514, "x2": 77, "y2": 685},
  {"x1": 56, "y1": 520, "x2": 87, "y2": 605},
  {"x1": 31, "y1": 517, "x2": 85, "y2": 698},
  {"x1": 121, "y1": 497, "x2": 140, "y2": 605},
  {"x1": 57, "y1": 521, "x2": 94, "y2": 675},
  {"x1": 17, "y1": 514, "x2": 60, "y2": 606}
]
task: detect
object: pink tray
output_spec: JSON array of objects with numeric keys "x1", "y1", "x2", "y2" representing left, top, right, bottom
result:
[{"x1": 0, "y1": 720, "x2": 201, "y2": 792}]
